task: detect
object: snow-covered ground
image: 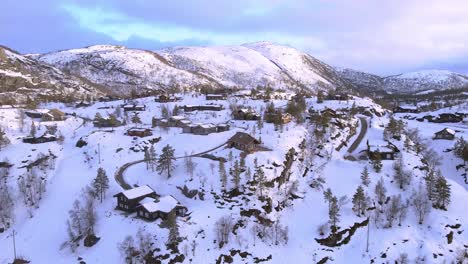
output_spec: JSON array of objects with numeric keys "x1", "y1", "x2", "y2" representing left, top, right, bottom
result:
[{"x1": 0, "y1": 94, "x2": 466, "y2": 263}]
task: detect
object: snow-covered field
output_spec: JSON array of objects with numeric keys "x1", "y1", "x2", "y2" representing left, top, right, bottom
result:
[{"x1": 0, "y1": 94, "x2": 466, "y2": 263}]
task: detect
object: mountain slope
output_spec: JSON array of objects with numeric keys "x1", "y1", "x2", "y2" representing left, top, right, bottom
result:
[
  {"x1": 34, "y1": 43, "x2": 352, "y2": 95},
  {"x1": 0, "y1": 46, "x2": 105, "y2": 104},
  {"x1": 383, "y1": 70, "x2": 468, "y2": 94},
  {"x1": 32, "y1": 45, "x2": 222, "y2": 95},
  {"x1": 336, "y1": 67, "x2": 468, "y2": 94}
]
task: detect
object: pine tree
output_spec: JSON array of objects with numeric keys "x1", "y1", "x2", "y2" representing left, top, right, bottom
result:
[
  {"x1": 433, "y1": 175, "x2": 451, "y2": 210},
  {"x1": 166, "y1": 210, "x2": 179, "y2": 246},
  {"x1": 231, "y1": 160, "x2": 241, "y2": 190},
  {"x1": 93, "y1": 167, "x2": 109, "y2": 203},
  {"x1": 453, "y1": 137, "x2": 466, "y2": 158},
  {"x1": 352, "y1": 185, "x2": 367, "y2": 216},
  {"x1": 328, "y1": 196, "x2": 340, "y2": 232},
  {"x1": 131, "y1": 113, "x2": 141, "y2": 126},
  {"x1": 219, "y1": 160, "x2": 227, "y2": 191},
  {"x1": 30, "y1": 121, "x2": 37, "y2": 137},
  {"x1": 149, "y1": 145, "x2": 157, "y2": 171},
  {"x1": 371, "y1": 156, "x2": 382, "y2": 173},
  {"x1": 254, "y1": 165, "x2": 266, "y2": 197},
  {"x1": 144, "y1": 148, "x2": 151, "y2": 170},
  {"x1": 157, "y1": 145, "x2": 176, "y2": 178},
  {"x1": 323, "y1": 188, "x2": 334, "y2": 211},
  {"x1": 424, "y1": 169, "x2": 436, "y2": 200},
  {"x1": 360, "y1": 166, "x2": 370, "y2": 186}
]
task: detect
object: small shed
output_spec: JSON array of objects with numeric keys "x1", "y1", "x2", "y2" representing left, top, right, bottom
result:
[
  {"x1": 25, "y1": 111, "x2": 44, "y2": 119},
  {"x1": 114, "y1": 185, "x2": 158, "y2": 212},
  {"x1": 136, "y1": 195, "x2": 187, "y2": 221},
  {"x1": 433, "y1": 128, "x2": 456, "y2": 140},
  {"x1": 367, "y1": 141, "x2": 399, "y2": 160},
  {"x1": 127, "y1": 128, "x2": 153, "y2": 138},
  {"x1": 22, "y1": 134, "x2": 57, "y2": 144},
  {"x1": 42, "y1": 109, "x2": 66, "y2": 121},
  {"x1": 227, "y1": 132, "x2": 260, "y2": 152},
  {"x1": 206, "y1": 94, "x2": 227, "y2": 100},
  {"x1": 123, "y1": 104, "x2": 146, "y2": 112}
]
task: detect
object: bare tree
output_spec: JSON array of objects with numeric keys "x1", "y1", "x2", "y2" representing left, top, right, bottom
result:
[
  {"x1": 412, "y1": 183, "x2": 431, "y2": 225},
  {"x1": 118, "y1": 235, "x2": 138, "y2": 264},
  {"x1": 215, "y1": 215, "x2": 234, "y2": 248}
]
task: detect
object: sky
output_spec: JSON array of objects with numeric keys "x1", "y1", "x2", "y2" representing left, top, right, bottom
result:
[{"x1": 1, "y1": 0, "x2": 468, "y2": 75}]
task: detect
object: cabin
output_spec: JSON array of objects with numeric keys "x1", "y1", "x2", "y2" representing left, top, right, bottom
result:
[
  {"x1": 264, "y1": 110, "x2": 292, "y2": 124},
  {"x1": 433, "y1": 128, "x2": 456, "y2": 140},
  {"x1": 233, "y1": 108, "x2": 261, "y2": 120},
  {"x1": 206, "y1": 94, "x2": 227, "y2": 100},
  {"x1": 393, "y1": 106, "x2": 420, "y2": 114},
  {"x1": 98, "y1": 96, "x2": 117, "y2": 102},
  {"x1": 326, "y1": 94, "x2": 350, "y2": 101},
  {"x1": 136, "y1": 195, "x2": 187, "y2": 221},
  {"x1": 152, "y1": 118, "x2": 168, "y2": 127},
  {"x1": 227, "y1": 132, "x2": 260, "y2": 152},
  {"x1": 122, "y1": 104, "x2": 146, "y2": 112},
  {"x1": 76, "y1": 101, "x2": 91, "y2": 108},
  {"x1": 183, "y1": 123, "x2": 216, "y2": 135},
  {"x1": 127, "y1": 128, "x2": 153, "y2": 138},
  {"x1": 168, "y1": 116, "x2": 189, "y2": 127},
  {"x1": 154, "y1": 94, "x2": 181, "y2": 103},
  {"x1": 25, "y1": 111, "x2": 44, "y2": 119},
  {"x1": 216, "y1": 123, "x2": 230, "y2": 132},
  {"x1": 114, "y1": 185, "x2": 158, "y2": 212},
  {"x1": 93, "y1": 117, "x2": 122, "y2": 128},
  {"x1": 183, "y1": 104, "x2": 223, "y2": 112},
  {"x1": 42, "y1": 109, "x2": 66, "y2": 121},
  {"x1": 366, "y1": 141, "x2": 399, "y2": 160},
  {"x1": 23, "y1": 134, "x2": 57, "y2": 144},
  {"x1": 435, "y1": 113, "x2": 463, "y2": 123}
]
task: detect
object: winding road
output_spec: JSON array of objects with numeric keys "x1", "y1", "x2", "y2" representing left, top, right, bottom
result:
[
  {"x1": 114, "y1": 141, "x2": 228, "y2": 190},
  {"x1": 347, "y1": 117, "x2": 368, "y2": 154}
]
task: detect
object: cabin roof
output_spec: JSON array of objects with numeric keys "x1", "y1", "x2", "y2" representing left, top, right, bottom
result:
[
  {"x1": 141, "y1": 195, "x2": 179, "y2": 213},
  {"x1": 436, "y1": 128, "x2": 456, "y2": 135},
  {"x1": 228, "y1": 132, "x2": 259, "y2": 145},
  {"x1": 120, "y1": 185, "x2": 155, "y2": 199}
]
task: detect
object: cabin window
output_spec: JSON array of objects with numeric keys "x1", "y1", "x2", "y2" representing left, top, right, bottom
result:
[{"x1": 386, "y1": 154, "x2": 392, "y2": 159}]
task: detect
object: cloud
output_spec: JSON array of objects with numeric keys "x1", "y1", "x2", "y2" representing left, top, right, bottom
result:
[{"x1": 1, "y1": 0, "x2": 468, "y2": 74}]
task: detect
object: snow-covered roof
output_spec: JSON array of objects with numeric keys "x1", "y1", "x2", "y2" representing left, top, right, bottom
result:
[
  {"x1": 437, "y1": 128, "x2": 456, "y2": 135},
  {"x1": 121, "y1": 185, "x2": 155, "y2": 199},
  {"x1": 170, "y1": 115, "x2": 186, "y2": 120},
  {"x1": 141, "y1": 195, "x2": 179, "y2": 213},
  {"x1": 369, "y1": 145, "x2": 394, "y2": 152},
  {"x1": 128, "y1": 127, "x2": 150, "y2": 132}
]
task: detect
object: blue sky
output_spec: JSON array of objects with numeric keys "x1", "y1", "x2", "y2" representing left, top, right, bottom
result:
[{"x1": 1, "y1": 0, "x2": 468, "y2": 75}]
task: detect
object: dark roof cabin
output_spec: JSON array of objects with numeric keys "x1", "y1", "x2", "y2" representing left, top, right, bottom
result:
[
  {"x1": 183, "y1": 104, "x2": 223, "y2": 112},
  {"x1": 114, "y1": 185, "x2": 158, "y2": 212},
  {"x1": 154, "y1": 94, "x2": 181, "y2": 102},
  {"x1": 393, "y1": 106, "x2": 420, "y2": 113},
  {"x1": 23, "y1": 134, "x2": 57, "y2": 144},
  {"x1": 136, "y1": 195, "x2": 187, "y2": 221},
  {"x1": 123, "y1": 104, "x2": 146, "y2": 112},
  {"x1": 233, "y1": 108, "x2": 261, "y2": 120},
  {"x1": 227, "y1": 132, "x2": 260, "y2": 152},
  {"x1": 127, "y1": 128, "x2": 153, "y2": 138},
  {"x1": 433, "y1": 128, "x2": 456, "y2": 140},
  {"x1": 206, "y1": 94, "x2": 227, "y2": 100},
  {"x1": 25, "y1": 111, "x2": 45, "y2": 119}
]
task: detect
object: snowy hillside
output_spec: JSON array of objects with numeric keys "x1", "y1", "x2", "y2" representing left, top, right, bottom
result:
[
  {"x1": 383, "y1": 70, "x2": 468, "y2": 94},
  {"x1": 337, "y1": 67, "x2": 468, "y2": 94},
  {"x1": 33, "y1": 42, "x2": 351, "y2": 95},
  {"x1": 32, "y1": 45, "x2": 218, "y2": 95},
  {"x1": 0, "y1": 46, "x2": 105, "y2": 104},
  {"x1": 0, "y1": 92, "x2": 466, "y2": 263}
]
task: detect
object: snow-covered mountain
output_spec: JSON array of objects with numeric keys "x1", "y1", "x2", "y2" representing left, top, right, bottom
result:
[
  {"x1": 33, "y1": 42, "x2": 351, "y2": 95},
  {"x1": 0, "y1": 46, "x2": 105, "y2": 104},
  {"x1": 336, "y1": 68, "x2": 468, "y2": 94},
  {"x1": 383, "y1": 70, "x2": 468, "y2": 94}
]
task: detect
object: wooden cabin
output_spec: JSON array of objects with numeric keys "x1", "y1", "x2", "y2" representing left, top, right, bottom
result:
[
  {"x1": 183, "y1": 104, "x2": 223, "y2": 112},
  {"x1": 366, "y1": 141, "x2": 399, "y2": 160},
  {"x1": 127, "y1": 128, "x2": 153, "y2": 138},
  {"x1": 122, "y1": 104, "x2": 146, "y2": 112},
  {"x1": 136, "y1": 195, "x2": 187, "y2": 221},
  {"x1": 433, "y1": 128, "x2": 456, "y2": 140},
  {"x1": 23, "y1": 134, "x2": 57, "y2": 144},
  {"x1": 42, "y1": 109, "x2": 66, "y2": 121},
  {"x1": 93, "y1": 117, "x2": 122, "y2": 128},
  {"x1": 154, "y1": 94, "x2": 181, "y2": 103},
  {"x1": 206, "y1": 94, "x2": 227, "y2": 100},
  {"x1": 233, "y1": 108, "x2": 261, "y2": 120},
  {"x1": 216, "y1": 124, "x2": 230, "y2": 132},
  {"x1": 76, "y1": 102, "x2": 91, "y2": 108},
  {"x1": 114, "y1": 185, "x2": 158, "y2": 212},
  {"x1": 393, "y1": 106, "x2": 420, "y2": 114},
  {"x1": 227, "y1": 132, "x2": 260, "y2": 152},
  {"x1": 25, "y1": 111, "x2": 44, "y2": 119}
]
